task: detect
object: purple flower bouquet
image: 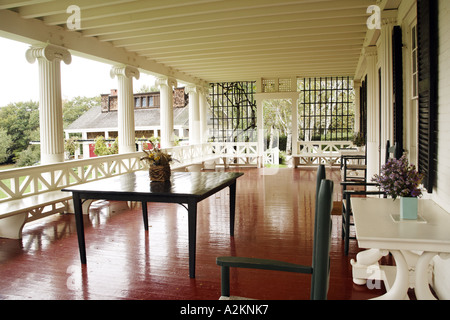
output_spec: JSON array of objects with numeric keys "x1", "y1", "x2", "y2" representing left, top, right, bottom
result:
[{"x1": 371, "y1": 155, "x2": 424, "y2": 200}]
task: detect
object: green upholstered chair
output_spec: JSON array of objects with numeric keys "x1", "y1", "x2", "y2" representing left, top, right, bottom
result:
[{"x1": 216, "y1": 165, "x2": 333, "y2": 300}]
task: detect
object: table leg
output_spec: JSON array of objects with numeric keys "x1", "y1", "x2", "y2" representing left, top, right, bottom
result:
[
  {"x1": 188, "y1": 200, "x2": 198, "y2": 278},
  {"x1": 415, "y1": 252, "x2": 438, "y2": 300},
  {"x1": 229, "y1": 181, "x2": 236, "y2": 237},
  {"x1": 73, "y1": 193, "x2": 86, "y2": 264},
  {"x1": 141, "y1": 201, "x2": 149, "y2": 231},
  {"x1": 372, "y1": 250, "x2": 409, "y2": 300}
]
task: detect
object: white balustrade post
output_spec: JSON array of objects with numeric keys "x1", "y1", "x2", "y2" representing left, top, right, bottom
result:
[
  {"x1": 26, "y1": 44, "x2": 71, "y2": 165},
  {"x1": 110, "y1": 65, "x2": 140, "y2": 154},
  {"x1": 185, "y1": 85, "x2": 200, "y2": 145},
  {"x1": 156, "y1": 77, "x2": 177, "y2": 148}
]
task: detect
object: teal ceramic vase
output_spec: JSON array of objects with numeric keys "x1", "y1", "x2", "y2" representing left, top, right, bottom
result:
[{"x1": 400, "y1": 196, "x2": 418, "y2": 220}]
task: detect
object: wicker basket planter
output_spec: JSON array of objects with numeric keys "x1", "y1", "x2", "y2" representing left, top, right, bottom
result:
[{"x1": 149, "y1": 164, "x2": 171, "y2": 182}]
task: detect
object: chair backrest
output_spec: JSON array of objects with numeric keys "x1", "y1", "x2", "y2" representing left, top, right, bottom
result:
[
  {"x1": 385, "y1": 140, "x2": 399, "y2": 163},
  {"x1": 313, "y1": 164, "x2": 326, "y2": 262},
  {"x1": 311, "y1": 164, "x2": 325, "y2": 297},
  {"x1": 310, "y1": 179, "x2": 334, "y2": 300}
]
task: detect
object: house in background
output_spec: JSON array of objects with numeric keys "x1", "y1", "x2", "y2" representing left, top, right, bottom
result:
[{"x1": 65, "y1": 88, "x2": 189, "y2": 157}]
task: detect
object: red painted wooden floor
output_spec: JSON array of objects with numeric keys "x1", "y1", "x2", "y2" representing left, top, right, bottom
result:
[{"x1": 0, "y1": 167, "x2": 389, "y2": 300}]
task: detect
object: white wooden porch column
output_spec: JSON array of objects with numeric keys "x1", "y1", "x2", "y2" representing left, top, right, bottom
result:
[
  {"x1": 26, "y1": 44, "x2": 71, "y2": 165},
  {"x1": 185, "y1": 85, "x2": 200, "y2": 145},
  {"x1": 380, "y1": 10, "x2": 397, "y2": 159},
  {"x1": 110, "y1": 65, "x2": 140, "y2": 154},
  {"x1": 255, "y1": 95, "x2": 264, "y2": 167},
  {"x1": 291, "y1": 96, "x2": 299, "y2": 156},
  {"x1": 364, "y1": 46, "x2": 380, "y2": 181},
  {"x1": 156, "y1": 77, "x2": 177, "y2": 148},
  {"x1": 199, "y1": 86, "x2": 209, "y2": 143}
]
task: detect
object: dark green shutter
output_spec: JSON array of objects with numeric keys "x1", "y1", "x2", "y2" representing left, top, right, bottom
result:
[
  {"x1": 392, "y1": 26, "x2": 403, "y2": 158},
  {"x1": 417, "y1": 0, "x2": 438, "y2": 193}
]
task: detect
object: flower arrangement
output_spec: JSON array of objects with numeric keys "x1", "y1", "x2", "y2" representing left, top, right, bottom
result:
[
  {"x1": 140, "y1": 145, "x2": 173, "y2": 167},
  {"x1": 140, "y1": 141, "x2": 174, "y2": 181},
  {"x1": 352, "y1": 132, "x2": 365, "y2": 147},
  {"x1": 371, "y1": 155, "x2": 424, "y2": 199}
]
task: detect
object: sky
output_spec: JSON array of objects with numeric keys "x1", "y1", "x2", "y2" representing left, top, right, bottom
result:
[{"x1": 0, "y1": 36, "x2": 158, "y2": 107}]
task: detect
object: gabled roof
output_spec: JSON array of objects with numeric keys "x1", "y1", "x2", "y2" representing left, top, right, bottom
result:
[{"x1": 66, "y1": 105, "x2": 189, "y2": 131}]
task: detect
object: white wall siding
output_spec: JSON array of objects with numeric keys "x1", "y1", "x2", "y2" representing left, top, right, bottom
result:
[{"x1": 432, "y1": 0, "x2": 450, "y2": 300}]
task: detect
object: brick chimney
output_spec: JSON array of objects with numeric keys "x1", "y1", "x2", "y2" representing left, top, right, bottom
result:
[{"x1": 110, "y1": 89, "x2": 118, "y2": 96}]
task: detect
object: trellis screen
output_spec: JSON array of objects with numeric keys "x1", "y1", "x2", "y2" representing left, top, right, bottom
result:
[
  {"x1": 209, "y1": 82, "x2": 257, "y2": 142},
  {"x1": 298, "y1": 77, "x2": 355, "y2": 141}
]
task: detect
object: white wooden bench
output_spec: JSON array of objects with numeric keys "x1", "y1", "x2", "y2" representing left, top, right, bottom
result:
[
  {"x1": 171, "y1": 154, "x2": 222, "y2": 171},
  {"x1": 292, "y1": 141, "x2": 354, "y2": 167},
  {"x1": 0, "y1": 190, "x2": 72, "y2": 239},
  {"x1": 210, "y1": 142, "x2": 260, "y2": 167}
]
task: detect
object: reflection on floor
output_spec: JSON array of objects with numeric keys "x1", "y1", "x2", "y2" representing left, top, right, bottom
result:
[{"x1": 0, "y1": 167, "x2": 389, "y2": 300}]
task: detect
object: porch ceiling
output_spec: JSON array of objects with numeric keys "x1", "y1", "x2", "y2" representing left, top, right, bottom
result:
[{"x1": 0, "y1": 0, "x2": 376, "y2": 84}]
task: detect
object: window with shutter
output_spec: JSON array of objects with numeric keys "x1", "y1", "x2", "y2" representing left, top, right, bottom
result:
[
  {"x1": 392, "y1": 26, "x2": 404, "y2": 158},
  {"x1": 417, "y1": 0, "x2": 438, "y2": 193},
  {"x1": 360, "y1": 75, "x2": 367, "y2": 141}
]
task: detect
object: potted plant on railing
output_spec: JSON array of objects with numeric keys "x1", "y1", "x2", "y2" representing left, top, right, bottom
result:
[
  {"x1": 371, "y1": 155, "x2": 424, "y2": 220},
  {"x1": 352, "y1": 132, "x2": 365, "y2": 151},
  {"x1": 140, "y1": 141, "x2": 174, "y2": 182}
]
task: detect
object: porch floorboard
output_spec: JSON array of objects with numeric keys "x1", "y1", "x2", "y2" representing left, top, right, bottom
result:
[{"x1": 0, "y1": 167, "x2": 390, "y2": 300}]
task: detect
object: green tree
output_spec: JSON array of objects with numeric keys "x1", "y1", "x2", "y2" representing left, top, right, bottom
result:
[
  {"x1": 0, "y1": 129, "x2": 13, "y2": 163},
  {"x1": 63, "y1": 96, "x2": 100, "y2": 128},
  {"x1": 14, "y1": 145, "x2": 40, "y2": 167},
  {"x1": 136, "y1": 84, "x2": 159, "y2": 93},
  {"x1": 0, "y1": 101, "x2": 39, "y2": 161},
  {"x1": 93, "y1": 136, "x2": 118, "y2": 156}
]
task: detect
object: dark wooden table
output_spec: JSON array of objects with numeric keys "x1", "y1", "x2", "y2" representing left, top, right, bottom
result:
[{"x1": 62, "y1": 170, "x2": 243, "y2": 278}]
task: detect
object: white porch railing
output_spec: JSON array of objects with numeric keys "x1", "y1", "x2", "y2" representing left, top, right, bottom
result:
[
  {"x1": 210, "y1": 142, "x2": 260, "y2": 166},
  {"x1": 0, "y1": 152, "x2": 143, "y2": 202},
  {"x1": 0, "y1": 140, "x2": 359, "y2": 203},
  {"x1": 294, "y1": 140, "x2": 355, "y2": 166},
  {"x1": 0, "y1": 142, "x2": 262, "y2": 203},
  {"x1": 264, "y1": 148, "x2": 280, "y2": 165}
]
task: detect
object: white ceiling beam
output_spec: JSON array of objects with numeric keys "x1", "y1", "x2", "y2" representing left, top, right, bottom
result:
[
  {"x1": 165, "y1": 52, "x2": 361, "y2": 65},
  {"x1": 82, "y1": 0, "x2": 370, "y2": 37},
  {"x1": 0, "y1": 0, "x2": 52, "y2": 10},
  {"x1": 0, "y1": 9, "x2": 206, "y2": 85},
  {"x1": 18, "y1": 0, "x2": 135, "y2": 19},
  {"x1": 154, "y1": 44, "x2": 363, "y2": 63},
  {"x1": 109, "y1": 16, "x2": 367, "y2": 48},
  {"x1": 40, "y1": 0, "x2": 223, "y2": 25},
  {"x1": 44, "y1": 0, "x2": 364, "y2": 28},
  {"x1": 96, "y1": 8, "x2": 368, "y2": 42},
  {"x1": 120, "y1": 21, "x2": 366, "y2": 53}
]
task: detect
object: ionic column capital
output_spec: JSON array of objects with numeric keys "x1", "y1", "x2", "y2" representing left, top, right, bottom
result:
[
  {"x1": 155, "y1": 77, "x2": 177, "y2": 88},
  {"x1": 26, "y1": 44, "x2": 71, "y2": 65},
  {"x1": 185, "y1": 85, "x2": 198, "y2": 95},
  {"x1": 381, "y1": 9, "x2": 398, "y2": 26},
  {"x1": 110, "y1": 65, "x2": 140, "y2": 80},
  {"x1": 364, "y1": 46, "x2": 378, "y2": 58}
]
